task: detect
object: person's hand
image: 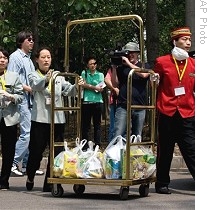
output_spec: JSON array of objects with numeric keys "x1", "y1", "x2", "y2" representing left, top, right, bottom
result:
[
  {"x1": 23, "y1": 84, "x2": 32, "y2": 93},
  {"x1": 150, "y1": 73, "x2": 160, "y2": 84},
  {"x1": 45, "y1": 69, "x2": 53, "y2": 83},
  {"x1": 121, "y1": 56, "x2": 130, "y2": 65},
  {"x1": 0, "y1": 90, "x2": 15, "y2": 101},
  {"x1": 75, "y1": 76, "x2": 84, "y2": 91},
  {"x1": 78, "y1": 76, "x2": 84, "y2": 86},
  {"x1": 113, "y1": 87, "x2": 119, "y2": 96}
]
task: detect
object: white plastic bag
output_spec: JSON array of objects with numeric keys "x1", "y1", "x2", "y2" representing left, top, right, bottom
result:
[
  {"x1": 103, "y1": 135, "x2": 126, "y2": 179},
  {"x1": 104, "y1": 135, "x2": 126, "y2": 161},
  {"x1": 81, "y1": 145, "x2": 104, "y2": 178},
  {"x1": 77, "y1": 141, "x2": 95, "y2": 177},
  {"x1": 53, "y1": 141, "x2": 69, "y2": 177},
  {"x1": 71, "y1": 137, "x2": 87, "y2": 155},
  {"x1": 122, "y1": 135, "x2": 156, "y2": 180},
  {"x1": 130, "y1": 135, "x2": 153, "y2": 156}
]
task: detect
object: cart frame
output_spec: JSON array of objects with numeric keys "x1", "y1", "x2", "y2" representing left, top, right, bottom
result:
[{"x1": 48, "y1": 14, "x2": 157, "y2": 200}]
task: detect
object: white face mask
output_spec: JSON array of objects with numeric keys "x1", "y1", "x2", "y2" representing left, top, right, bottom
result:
[{"x1": 171, "y1": 46, "x2": 189, "y2": 61}]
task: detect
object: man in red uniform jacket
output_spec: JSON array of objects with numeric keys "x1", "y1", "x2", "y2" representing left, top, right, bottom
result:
[{"x1": 154, "y1": 27, "x2": 195, "y2": 194}]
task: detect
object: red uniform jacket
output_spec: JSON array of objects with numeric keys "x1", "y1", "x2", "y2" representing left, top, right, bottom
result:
[{"x1": 154, "y1": 54, "x2": 195, "y2": 118}]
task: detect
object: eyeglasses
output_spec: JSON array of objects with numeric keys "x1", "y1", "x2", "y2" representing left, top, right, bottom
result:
[
  {"x1": 89, "y1": 62, "x2": 97, "y2": 65},
  {"x1": 27, "y1": 38, "x2": 34, "y2": 42}
]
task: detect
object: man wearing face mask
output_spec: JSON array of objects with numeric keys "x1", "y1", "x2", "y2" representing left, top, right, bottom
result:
[{"x1": 154, "y1": 27, "x2": 195, "y2": 194}]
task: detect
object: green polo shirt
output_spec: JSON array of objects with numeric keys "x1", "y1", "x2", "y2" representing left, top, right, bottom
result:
[{"x1": 81, "y1": 69, "x2": 104, "y2": 103}]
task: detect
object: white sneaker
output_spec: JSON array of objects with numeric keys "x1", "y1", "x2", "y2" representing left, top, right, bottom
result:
[
  {"x1": 21, "y1": 168, "x2": 44, "y2": 176},
  {"x1": 11, "y1": 165, "x2": 24, "y2": 176},
  {"x1": 35, "y1": 170, "x2": 44, "y2": 175},
  {"x1": 21, "y1": 167, "x2": 27, "y2": 175}
]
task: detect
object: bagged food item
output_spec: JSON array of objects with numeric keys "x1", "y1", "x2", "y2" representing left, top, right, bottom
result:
[
  {"x1": 103, "y1": 135, "x2": 126, "y2": 179},
  {"x1": 53, "y1": 141, "x2": 69, "y2": 177},
  {"x1": 104, "y1": 158, "x2": 121, "y2": 179},
  {"x1": 77, "y1": 142, "x2": 95, "y2": 177},
  {"x1": 104, "y1": 135, "x2": 126, "y2": 161},
  {"x1": 122, "y1": 135, "x2": 156, "y2": 180},
  {"x1": 62, "y1": 151, "x2": 79, "y2": 178},
  {"x1": 53, "y1": 140, "x2": 79, "y2": 178},
  {"x1": 81, "y1": 145, "x2": 104, "y2": 178},
  {"x1": 123, "y1": 154, "x2": 156, "y2": 180},
  {"x1": 53, "y1": 152, "x2": 64, "y2": 177}
]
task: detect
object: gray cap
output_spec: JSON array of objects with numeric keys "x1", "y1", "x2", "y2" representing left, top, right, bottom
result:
[{"x1": 123, "y1": 42, "x2": 140, "y2": 52}]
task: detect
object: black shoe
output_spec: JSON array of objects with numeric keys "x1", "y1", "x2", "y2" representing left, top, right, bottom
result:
[
  {"x1": 26, "y1": 181, "x2": 34, "y2": 191},
  {"x1": 155, "y1": 186, "x2": 171, "y2": 194},
  {"x1": 0, "y1": 185, "x2": 10, "y2": 191}
]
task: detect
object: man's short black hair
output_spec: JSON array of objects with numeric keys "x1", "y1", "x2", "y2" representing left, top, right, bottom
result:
[
  {"x1": 16, "y1": 31, "x2": 33, "y2": 48},
  {"x1": 85, "y1": 56, "x2": 97, "y2": 64}
]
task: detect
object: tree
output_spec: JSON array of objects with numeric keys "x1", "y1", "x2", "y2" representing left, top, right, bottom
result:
[
  {"x1": 157, "y1": 0, "x2": 185, "y2": 55},
  {"x1": 0, "y1": 0, "x2": 186, "y2": 70},
  {"x1": 185, "y1": 0, "x2": 195, "y2": 52},
  {"x1": 145, "y1": 0, "x2": 159, "y2": 68},
  {"x1": 31, "y1": 0, "x2": 39, "y2": 54}
]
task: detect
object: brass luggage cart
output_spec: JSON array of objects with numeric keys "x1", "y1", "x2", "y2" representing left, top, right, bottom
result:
[{"x1": 47, "y1": 14, "x2": 157, "y2": 200}]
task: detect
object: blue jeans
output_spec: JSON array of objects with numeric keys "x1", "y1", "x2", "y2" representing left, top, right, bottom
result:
[
  {"x1": 22, "y1": 150, "x2": 29, "y2": 168},
  {"x1": 13, "y1": 98, "x2": 31, "y2": 166},
  {"x1": 108, "y1": 104, "x2": 116, "y2": 142},
  {"x1": 113, "y1": 105, "x2": 146, "y2": 140}
]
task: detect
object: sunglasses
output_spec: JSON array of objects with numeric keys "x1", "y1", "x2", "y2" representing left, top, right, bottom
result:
[{"x1": 27, "y1": 37, "x2": 34, "y2": 42}]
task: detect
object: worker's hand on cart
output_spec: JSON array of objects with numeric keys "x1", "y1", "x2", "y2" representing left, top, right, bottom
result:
[
  {"x1": 150, "y1": 73, "x2": 160, "y2": 84},
  {"x1": 45, "y1": 69, "x2": 53, "y2": 83},
  {"x1": 76, "y1": 76, "x2": 85, "y2": 89},
  {"x1": 0, "y1": 90, "x2": 15, "y2": 101}
]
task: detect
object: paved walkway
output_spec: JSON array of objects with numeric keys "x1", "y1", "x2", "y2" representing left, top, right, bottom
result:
[{"x1": 1, "y1": 170, "x2": 195, "y2": 210}]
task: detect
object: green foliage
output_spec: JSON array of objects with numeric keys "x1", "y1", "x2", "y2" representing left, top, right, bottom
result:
[
  {"x1": 62, "y1": 0, "x2": 147, "y2": 72},
  {"x1": 0, "y1": 0, "x2": 185, "y2": 72},
  {"x1": 157, "y1": 0, "x2": 185, "y2": 54}
]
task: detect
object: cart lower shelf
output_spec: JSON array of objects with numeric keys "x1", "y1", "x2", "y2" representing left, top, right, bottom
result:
[{"x1": 47, "y1": 176, "x2": 156, "y2": 200}]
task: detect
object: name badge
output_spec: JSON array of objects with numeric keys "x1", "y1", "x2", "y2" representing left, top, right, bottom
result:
[
  {"x1": 174, "y1": 86, "x2": 185, "y2": 96},
  {"x1": 45, "y1": 97, "x2": 51, "y2": 105}
]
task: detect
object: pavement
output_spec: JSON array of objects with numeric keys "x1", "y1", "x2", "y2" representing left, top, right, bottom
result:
[
  {"x1": 0, "y1": 155, "x2": 195, "y2": 210},
  {"x1": 0, "y1": 169, "x2": 195, "y2": 210}
]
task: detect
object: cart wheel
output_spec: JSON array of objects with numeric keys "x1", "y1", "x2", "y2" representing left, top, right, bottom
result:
[
  {"x1": 119, "y1": 186, "x2": 129, "y2": 200},
  {"x1": 139, "y1": 184, "x2": 149, "y2": 197},
  {"x1": 73, "y1": 184, "x2": 85, "y2": 195},
  {"x1": 51, "y1": 184, "x2": 64, "y2": 197}
]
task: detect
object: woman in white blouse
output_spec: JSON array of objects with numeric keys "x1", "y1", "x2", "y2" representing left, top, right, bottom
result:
[{"x1": 26, "y1": 47, "x2": 84, "y2": 192}]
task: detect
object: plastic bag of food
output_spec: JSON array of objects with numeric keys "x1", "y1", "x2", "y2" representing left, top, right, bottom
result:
[
  {"x1": 53, "y1": 141, "x2": 69, "y2": 177},
  {"x1": 122, "y1": 135, "x2": 156, "y2": 180},
  {"x1": 103, "y1": 135, "x2": 126, "y2": 179},
  {"x1": 81, "y1": 145, "x2": 104, "y2": 178}
]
